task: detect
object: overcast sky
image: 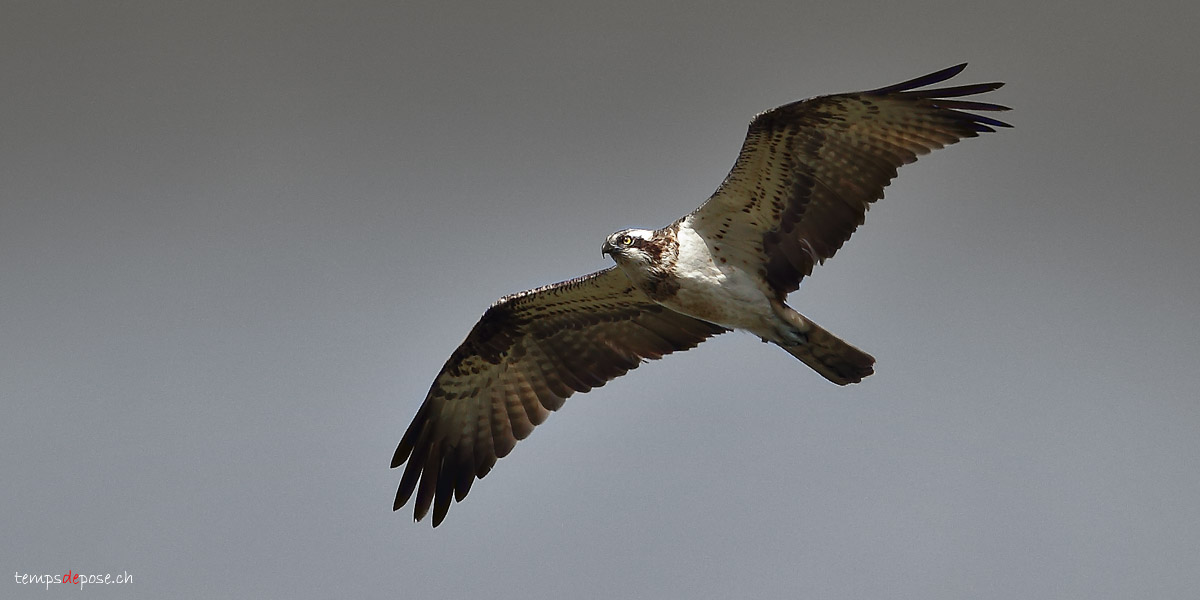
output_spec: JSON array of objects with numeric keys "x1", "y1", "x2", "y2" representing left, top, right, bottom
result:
[{"x1": 3, "y1": 1, "x2": 1198, "y2": 598}]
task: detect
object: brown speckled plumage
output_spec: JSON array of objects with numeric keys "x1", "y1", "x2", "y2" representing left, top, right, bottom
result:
[{"x1": 393, "y1": 64, "x2": 1009, "y2": 526}]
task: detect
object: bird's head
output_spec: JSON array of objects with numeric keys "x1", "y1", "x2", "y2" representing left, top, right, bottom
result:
[{"x1": 602, "y1": 228, "x2": 657, "y2": 266}]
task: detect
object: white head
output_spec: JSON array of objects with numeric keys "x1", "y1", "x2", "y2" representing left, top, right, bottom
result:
[{"x1": 601, "y1": 228, "x2": 657, "y2": 267}]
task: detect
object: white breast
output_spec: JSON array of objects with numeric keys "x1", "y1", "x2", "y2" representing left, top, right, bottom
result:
[{"x1": 663, "y1": 222, "x2": 775, "y2": 332}]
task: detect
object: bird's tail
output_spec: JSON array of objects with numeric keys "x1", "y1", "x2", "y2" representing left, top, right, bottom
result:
[{"x1": 771, "y1": 304, "x2": 875, "y2": 385}]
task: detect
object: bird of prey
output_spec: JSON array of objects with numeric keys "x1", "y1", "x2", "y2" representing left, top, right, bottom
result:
[{"x1": 392, "y1": 64, "x2": 1010, "y2": 526}]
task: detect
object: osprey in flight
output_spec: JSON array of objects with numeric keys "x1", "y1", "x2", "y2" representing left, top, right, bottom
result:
[{"x1": 393, "y1": 64, "x2": 1010, "y2": 526}]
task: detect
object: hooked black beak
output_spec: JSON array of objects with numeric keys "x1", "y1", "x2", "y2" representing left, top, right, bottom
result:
[{"x1": 601, "y1": 240, "x2": 616, "y2": 257}]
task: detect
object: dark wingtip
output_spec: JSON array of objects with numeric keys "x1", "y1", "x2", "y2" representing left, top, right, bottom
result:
[
  {"x1": 907, "y1": 81, "x2": 1005, "y2": 99},
  {"x1": 390, "y1": 444, "x2": 407, "y2": 469},
  {"x1": 932, "y1": 99, "x2": 1012, "y2": 112},
  {"x1": 971, "y1": 113, "x2": 1014, "y2": 128},
  {"x1": 413, "y1": 501, "x2": 430, "y2": 523},
  {"x1": 863, "y1": 64, "x2": 1011, "y2": 132},
  {"x1": 392, "y1": 400, "x2": 431, "y2": 469},
  {"x1": 867, "y1": 63, "x2": 969, "y2": 94},
  {"x1": 394, "y1": 445, "x2": 427, "y2": 511}
]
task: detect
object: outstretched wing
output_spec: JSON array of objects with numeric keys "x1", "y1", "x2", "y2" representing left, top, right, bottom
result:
[
  {"x1": 685, "y1": 63, "x2": 1010, "y2": 294},
  {"x1": 392, "y1": 267, "x2": 727, "y2": 526}
]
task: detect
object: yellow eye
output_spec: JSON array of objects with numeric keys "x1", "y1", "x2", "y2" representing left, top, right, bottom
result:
[{"x1": 621, "y1": 235, "x2": 633, "y2": 246}]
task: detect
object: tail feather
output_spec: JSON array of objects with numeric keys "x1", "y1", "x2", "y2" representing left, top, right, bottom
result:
[{"x1": 777, "y1": 317, "x2": 875, "y2": 385}]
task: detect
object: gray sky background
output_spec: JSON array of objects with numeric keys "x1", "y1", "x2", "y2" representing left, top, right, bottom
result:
[{"x1": 4, "y1": 2, "x2": 1198, "y2": 598}]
